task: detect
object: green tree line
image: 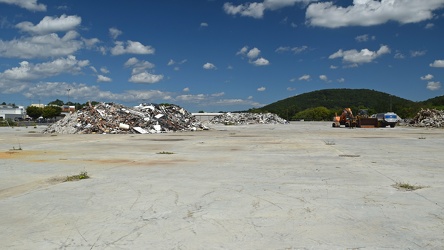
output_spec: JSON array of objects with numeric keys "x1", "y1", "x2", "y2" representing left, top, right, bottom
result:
[{"x1": 25, "y1": 99, "x2": 100, "y2": 120}]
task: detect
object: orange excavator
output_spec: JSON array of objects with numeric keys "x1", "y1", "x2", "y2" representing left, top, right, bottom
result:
[{"x1": 332, "y1": 108, "x2": 356, "y2": 128}]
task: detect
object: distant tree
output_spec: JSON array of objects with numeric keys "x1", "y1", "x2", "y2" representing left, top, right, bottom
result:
[
  {"x1": 1, "y1": 102, "x2": 6, "y2": 105},
  {"x1": 48, "y1": 99, "x2": 64, "y2": 106},
  {"x1": 42, "y1": 106, "x2": 62, "y2": 118},
  {"x1": 247, "y1": 108, "x2": 265, "y2": 113},
  {"x1": 26, "y1": 106, "x2": 43, "y2": 120},
  {"x1": 198, "y1": 110, "x2": 205, "y2": 113},
  {"x1": 293, "y1": 106, "x2": 331, "y2": 121}
]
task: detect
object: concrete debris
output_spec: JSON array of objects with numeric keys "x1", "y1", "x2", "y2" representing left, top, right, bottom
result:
[
  {"x1": 209, "y1": 112, "x2": 287, "y2": 125},
  {"x1": 43, "y1": 102, "x2": 209, "y2": 134},
  {"x1": 409, "y1": 108, "x2": 444, "y2": 128}
]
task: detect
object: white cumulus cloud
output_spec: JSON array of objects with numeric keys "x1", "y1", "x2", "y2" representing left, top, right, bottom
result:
[
  {"x1": 223, "y1": 2, "x2": 265, "y2": 19},
  {"x1": 319, "y1": 75, "x2": 328, "y2": 81},
  {"x1": 275, "y1": 45, "x2": 308, "y2": 54},
  {"x1": 0, "y1": 55, "x2": 89, "y2": 81},
  {"x1": 111, "y1": 40, "x2": 155, "y2": 55},
  {"x1": 109, "y1": 27, "x2": 122, "y2": 39},
  {"x1": 0, "y1": 0, "x2": 46, "y2": 11},
  {"x1": 329, "y1": 45, "x2": 390, "y2": 64},
  {"x1": 236, "y1": 46, "x2": 249, "y2": 55},
  {"x1": 420, "y1": 74, "x2": 434, "y2": 81},
  {"x1": 16, "y1": 14, "x2": 81, "y2": 35},
  {"x1": 427, "y1": 81, "x2": 441, "y2": 91},
  {"x1": 306, "y1": 0, "x2": 444, "y2": 28},
  {"x1": 124, "y1": 57, "x2": 155, "y2": 74},
  {"x1": 124, "y1": 57, "x2": 161, "y2": 84},
  {"x1": 97, "y1": 75, "x2": 112, "y2": 83},
  {"x1": 129, "y1": 72, "x2": 163, "y2": 84},
  {"x1": 251, "y1": 57, "x2": 270, "y2": 66},
  {"x1": 100, "y1": 67, "x2": 109, "y2": 74},
  {"x1": 299, "y1": 74, "x2": 311, "y2": 81},
  {"x1": 247, "y1": 47, "x2": 261, "y2": 59},
  {"x1": 430, "y1": 60, "x2": 444, "y2": 67},
  {"x1": 237, "y1": 46, "x2": 270, "y2": 66},
  {"x1": 0, "y1": 31, "x2": 83, "y2": 59},
  {"x1": 257, "y1": 86, "x2": 266, "y2": 91},
  {"x1": 224, "y1": 0, "x2": 316, "y2": 18},
  {"x1": 212, "y1": 92, "x2": 225, "y2": 97},
  {"x1": 203, "y1": 62, "x2": 217, "y2": 70}
]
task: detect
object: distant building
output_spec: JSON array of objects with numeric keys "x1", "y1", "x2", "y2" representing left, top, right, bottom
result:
[
  {"x1": 61, "y1": 105, "x2": 76, "y2": 113},
  {"x1": 30, "y1": 104, "x2": 45, "y2": 108},
  {"x1": 0, "y1": 105, "x2": 26, "y2": 120}
]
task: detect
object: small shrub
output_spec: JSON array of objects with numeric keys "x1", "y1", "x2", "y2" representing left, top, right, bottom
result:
[
  {"x1": 393, "y1": 182, "x2": 426, "y2": 191},
  {"x1": 65, "y1": 171, "x2": 89, "y2": 182},
  {"x1": 157, "y1": 151, "x2": 174, "y2": 154}
]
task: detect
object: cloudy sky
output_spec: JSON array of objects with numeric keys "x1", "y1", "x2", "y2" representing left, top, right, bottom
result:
[{"x1": 0, "y1": 0, "x2": 443, "y2": 112}]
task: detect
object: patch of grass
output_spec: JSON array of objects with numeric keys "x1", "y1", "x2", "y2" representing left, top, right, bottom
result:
[
  {"x1": 157, "y1": 151, "x2": 174, "y2": 154},
  {"x1": 393, "y1": 182, "x2": 426, "y2": 191},
  {"x1": 418, "y1": 136, "x2": 426, "y2": 139},
  {"x1": 65, "y1": 171, "x2": 89, "y2": 182}
]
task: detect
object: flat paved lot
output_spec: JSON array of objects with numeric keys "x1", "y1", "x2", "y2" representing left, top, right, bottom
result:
[{"x1": 0, "y1": 122, "x2": 443, "y2": 249}]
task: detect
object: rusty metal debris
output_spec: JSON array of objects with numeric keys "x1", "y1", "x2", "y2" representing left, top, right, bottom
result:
[
  {"x1": 43, "y1": 102, "x2": 209, "y2": 134},
  {"x1": 209, "y1": 112, "x2": 287, "y2": 125},
  {"x1": 409, "y1": 108, "x2": 444, "y2": 128}
]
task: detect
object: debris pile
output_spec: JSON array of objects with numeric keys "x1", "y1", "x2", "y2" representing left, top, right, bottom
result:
[
  {"x1": 43, "y1": 102, "x2": 208, "y2": 134},
  {"x1": 209, "y1": 112, "x2": 287, "y2": 125},
  {"x1": 409, "y1": 108, "x2": 444, "y2": 128}
]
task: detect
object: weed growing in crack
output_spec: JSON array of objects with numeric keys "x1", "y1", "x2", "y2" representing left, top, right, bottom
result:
[
  {"x1": 393, "y1": 182, "x2": 426, "y2": 191},
  {"x1": 65, "y1": 171, "x2": 90, "y2": 182},
  {"x1": 157, "y1": 151, "x2": 174, "y2": 154}
]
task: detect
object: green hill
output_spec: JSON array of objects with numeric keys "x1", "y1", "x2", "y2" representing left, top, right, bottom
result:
[
  {"x1": 253, "y1": 89, "x2": 431, "y2": 120},
  {"x1": 421, "y1": 95, "x2": 444, "y2": 109}
]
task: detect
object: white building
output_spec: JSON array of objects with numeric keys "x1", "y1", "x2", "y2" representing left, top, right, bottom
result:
[{"x1": 0, "y1": 105, "x2": 26, "y2": 120}]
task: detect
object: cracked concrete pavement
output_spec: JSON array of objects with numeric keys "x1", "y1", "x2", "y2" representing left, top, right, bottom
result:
[{"x1": 0, "y1": 122, "x2": 443, "y2": 249}]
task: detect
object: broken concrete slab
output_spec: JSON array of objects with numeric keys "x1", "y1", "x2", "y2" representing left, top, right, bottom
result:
[
  {"x1": 209, "y1": 112, "x2": 288, "y2": 125},
  {"x1": 409, "y1": 108, "x2": 444, "y2": 128}
]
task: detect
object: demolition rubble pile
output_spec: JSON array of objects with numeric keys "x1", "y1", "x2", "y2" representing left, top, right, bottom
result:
[
  {"x1": 43, "y1": 102, "x2": 208, "y2": 134},
  {"x1": 409, "y1": 108, "x2": 444, "y2": 128},
  {"x1": 209, "y1": 112, "x2": 287, "y2": 125}
]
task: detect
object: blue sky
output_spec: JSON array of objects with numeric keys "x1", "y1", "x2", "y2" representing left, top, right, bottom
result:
[{"x1": 0, "y1": 0, "x2": 444, "y2": 112}]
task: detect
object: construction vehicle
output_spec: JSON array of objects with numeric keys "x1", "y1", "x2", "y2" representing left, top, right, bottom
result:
[
  {"x1": 332, "y1": 108, "x2": 379, "y2": 128},
  {"x1": 356, "y1": 109, "x2": 379, "y2": 128},
  {"x1": 332, "y1": 108, "x2": 357, "y2": 128},
  {"x1": 374, "y1": 112, "x2": 398, "y2": 128}
]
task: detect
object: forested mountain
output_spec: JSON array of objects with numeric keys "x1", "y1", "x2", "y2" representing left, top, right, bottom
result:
[
  {"x1": 421, "y1": 95, "x2": 444, "y2": 109},
  {"x1": 252, "y1": 89, "x2": 439, "y2": 120}
]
